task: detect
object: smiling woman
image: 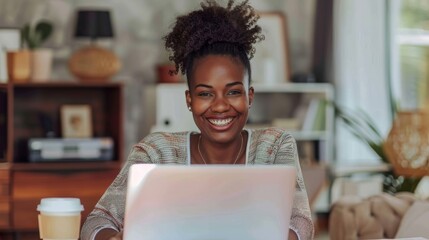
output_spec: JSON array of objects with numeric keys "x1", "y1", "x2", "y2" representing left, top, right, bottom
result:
[
  {"x1": 81, "y1": 1, "x2": 313, "y2": 240},
  {"x1": 186, "y1": 55, "x2": 253, "y2": 164}
]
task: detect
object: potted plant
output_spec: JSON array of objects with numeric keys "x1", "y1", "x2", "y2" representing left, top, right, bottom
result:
[
  {"x1": 333, "y1": 103, "x2": 422, "y2": 194},
  {"x1": 21, "y1": 20, "x2": 54, "y2": 82}
]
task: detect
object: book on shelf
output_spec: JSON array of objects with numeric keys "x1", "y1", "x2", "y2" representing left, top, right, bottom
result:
[
  {"x1": 312, "y1": 100, "x2": 326, "y2": 131},
  {"x1": 302, "y1": 99, "x2": 326, "y2": 131}
]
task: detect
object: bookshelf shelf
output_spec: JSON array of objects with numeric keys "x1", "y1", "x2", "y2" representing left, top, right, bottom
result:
[
  {"x1": 10, "y1": 161, "x2": 121, "y2": 171},
  {"x1": 289, "y1": 131, "x2": 329, "y2": 141},
  {"x1": 253, "y1": 82, "x2": 334, "y2": 94}
]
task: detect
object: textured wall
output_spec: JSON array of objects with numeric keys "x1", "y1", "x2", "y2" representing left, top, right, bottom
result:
[{"x1": 0, "y1": 0, "x2": 315, "y2": 156}]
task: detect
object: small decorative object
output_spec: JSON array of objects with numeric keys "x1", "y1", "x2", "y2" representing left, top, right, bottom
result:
[
  {"x1": 61, "y1": 105, "x2": 93, "y2": 138},
  {"x1": 0, "y1": 28, "x2": 21, "y2": 83},
  {"x1": 21, "y1": 20, "x2": 54, "y2": 82},
  {"x1": 156, "y1": 64, "x2": 182, "y2": 83},
  {"x1": 384, "y1": 111, "x2": 429, "y2": 177},
  {"x1": 68, "y1": 10, "x2": 121, "y2": 82},
  {"x1": 7, "y1": 50, "x2": 31, "y2": 82}
]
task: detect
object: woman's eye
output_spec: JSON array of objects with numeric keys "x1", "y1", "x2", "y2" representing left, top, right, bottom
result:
[
  {"x1": 198, "y1": 92, "x2": 212, "y2": 97},
  {"x1": 227, "y1": 90, "x2": 242, "y2": 95}
]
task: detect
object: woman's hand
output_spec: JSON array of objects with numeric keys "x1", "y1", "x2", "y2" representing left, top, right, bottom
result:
[
  {"x1": 288, "y1": 229, "x2": 298, "y2": 240},
  {"x1": 95, "y1": 229, "x2": 123, "y2": 240},
  {"x1": 107, "y1": 231, "x2": 123, "y2": 240}
]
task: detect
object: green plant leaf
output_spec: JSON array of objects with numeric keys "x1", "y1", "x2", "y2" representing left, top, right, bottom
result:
[
  {"x1": 335, "y1": 103, "x2": 382, "y2": 141},
  {"x1": 330, "y1": 100, "x2": 386, "y2": 161},
  {"x1": 21, "y1": 24, "x2": 30, "y2": 48},
  {"x1": 21, "y1": 21, "x2": 53, "y2": 49},
  {"x1": 356, "y1": 108, "x2": 384, "y2": 140},
  {"x1": 35, "y1": 21, "x2": 53, "y2": 43},
  {"x1": 336, "y1": 107, "x2": 378, "y2": 142}
]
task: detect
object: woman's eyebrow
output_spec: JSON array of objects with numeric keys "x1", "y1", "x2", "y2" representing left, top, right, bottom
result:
[
  {"x1": 226, "y1": 82, "x2": 244, "y2": 87},
  {"x1": 194, "y1": 81, "x2": 243, "y2": 90},
  {"x1": 194, "y1": 84, "x2": 212, "y2": 89}
]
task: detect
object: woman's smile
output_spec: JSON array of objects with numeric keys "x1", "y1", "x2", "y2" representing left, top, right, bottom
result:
[{"x1": 208, "y1": 117, "x2": 234, "y2": 127}]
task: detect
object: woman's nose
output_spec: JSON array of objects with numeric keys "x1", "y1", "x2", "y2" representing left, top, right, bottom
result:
[{"x1": 211, "y1": 96, "x2": 230, "y2": 113}]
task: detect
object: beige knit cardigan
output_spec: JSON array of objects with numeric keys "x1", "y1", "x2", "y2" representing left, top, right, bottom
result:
[{"x1": 81, "y1": 127, "x2": 314, "y2": 240}]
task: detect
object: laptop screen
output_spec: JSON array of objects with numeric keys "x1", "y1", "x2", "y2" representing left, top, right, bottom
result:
[{"x1": 124, "y1": 164, "x2": 296, "y2": 240}]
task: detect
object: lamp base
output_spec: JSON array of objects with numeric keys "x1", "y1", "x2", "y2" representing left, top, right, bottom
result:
[{"x1": 68, "y1": 45, "x2": 120, "y2": 82}]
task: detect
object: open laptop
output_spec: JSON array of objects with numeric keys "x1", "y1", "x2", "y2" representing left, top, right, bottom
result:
[{"x1": 123, "y1": 164, "x2": 297, "y2": 240}]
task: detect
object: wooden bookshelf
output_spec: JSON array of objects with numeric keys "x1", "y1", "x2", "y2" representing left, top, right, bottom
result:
[{"x1": 0, "y1": 80, "x2": 124, "y2": 235}]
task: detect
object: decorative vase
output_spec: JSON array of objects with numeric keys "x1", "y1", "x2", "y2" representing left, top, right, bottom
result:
[
  {"x1": 384, "y1": 111, "x2": 429, "y2": 177},
  {"x1": 7, "y1": 50, "x2": 31, "y2": 83},
  {"x1": 68, "y1": 45, "x2": 121, "y2": 82},
  {"x1": 156, "y1": 64, "x2": 182, "y2": 83},
  {"x1": 31, "y1": 48, "x2": 53, "y2": 82}
]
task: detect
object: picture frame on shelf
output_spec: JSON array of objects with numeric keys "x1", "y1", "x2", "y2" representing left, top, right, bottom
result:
[
  {"x1": 60, "y1": 105, "x2": 93, "y2": 138},
  {"x1": 251, "y1": 12, "x2": 290, "y2": 84},
  {"x1": 0, "y1": 28, "x2": 21, "y2": 83}
]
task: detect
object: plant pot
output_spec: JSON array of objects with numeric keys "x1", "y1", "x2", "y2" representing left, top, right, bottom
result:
[
  {"x1": 31, "y1": 48, "x2": 53, "y2": 82},
  {"x1": 7, "y1": 50, "x2": 31, "y2": 83}
]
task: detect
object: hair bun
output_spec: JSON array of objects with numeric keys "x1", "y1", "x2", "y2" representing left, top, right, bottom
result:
[{"x1": 164, "y1": 0, "x2": 264, "y2": 75}]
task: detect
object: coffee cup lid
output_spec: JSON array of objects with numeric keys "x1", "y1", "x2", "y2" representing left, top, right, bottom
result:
[{"x1": 37, "y1": 198, "x2": 84, "y2": 213}]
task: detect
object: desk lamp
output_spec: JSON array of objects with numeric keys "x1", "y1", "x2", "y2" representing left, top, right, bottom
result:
[{"x1": 68, "y1": 10, "x2": 121, "y2": 82}]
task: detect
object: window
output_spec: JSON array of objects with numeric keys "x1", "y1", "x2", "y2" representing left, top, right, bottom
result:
[{"x1": 390, "y1": 0, "x2": 429, "y2": 110}]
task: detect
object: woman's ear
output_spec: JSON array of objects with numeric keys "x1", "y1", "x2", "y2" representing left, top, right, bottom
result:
[
  {"x1": 185, "y1": 90, "x2": 192, "y2": 111},
  {"x1": 248, "y1": 87, "x2": 254, "y2": 108}
]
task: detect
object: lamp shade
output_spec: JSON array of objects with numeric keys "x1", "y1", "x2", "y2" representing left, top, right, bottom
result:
[{"x1": 74, "y1": 10, "x2": 114, "y2": 40}]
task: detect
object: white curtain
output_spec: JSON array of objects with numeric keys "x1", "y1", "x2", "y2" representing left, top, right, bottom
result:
[{"x1": 333, "y1": 0, "x2": 392, "y2": 165}]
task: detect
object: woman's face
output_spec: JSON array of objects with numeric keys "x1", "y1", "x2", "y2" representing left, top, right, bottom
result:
[{"x1": 186, "y1": 55, "x2": 254, "y2": 144}]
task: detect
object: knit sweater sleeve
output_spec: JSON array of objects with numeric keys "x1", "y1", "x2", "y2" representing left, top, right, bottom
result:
[
  {"x1": 275, "y1": 130, "x2": 314, "y2": 240},
  {"x1": 249, "y1": 127, "x2": 314, "y2": 239},
  {"x1": 80, "y1": 142, "x2": 153, "y2": 240},
  {"x1": 80, "y1": 132, "x2": 189, "y2": 240}
]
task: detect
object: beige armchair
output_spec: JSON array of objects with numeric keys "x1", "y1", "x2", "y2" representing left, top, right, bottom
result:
[{"x1": 329, "y1": 192, "x2": 417, "y2": 240}]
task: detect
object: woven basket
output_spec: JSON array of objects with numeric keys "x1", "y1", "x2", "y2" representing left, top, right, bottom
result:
[{"x1": 384, "y1": 111, "x2": 429, "y2": 177}]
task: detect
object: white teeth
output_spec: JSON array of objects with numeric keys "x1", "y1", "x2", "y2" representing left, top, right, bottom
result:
[{"x1": 209, "y1": 118, "x2": 233, "y2": 126}]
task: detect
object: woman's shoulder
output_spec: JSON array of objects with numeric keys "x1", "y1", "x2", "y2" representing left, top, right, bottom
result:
[
  {"x1": 136, "y1": 131, "x2": 190, "y2": 148},
  {"x1": 128, "y1": 131, "x2": 191, "y2": 163},
  {"x1": 249, "y1": 127, "x2": 295, "y2": 144}
]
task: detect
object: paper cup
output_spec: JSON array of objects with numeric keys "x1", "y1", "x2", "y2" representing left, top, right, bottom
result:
[{"x1": 37, "y1": 198, "x2": 84, "y2": 240}]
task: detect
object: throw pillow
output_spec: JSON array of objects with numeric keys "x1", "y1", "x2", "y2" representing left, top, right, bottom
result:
[{"x1": 395, "y1": 200, "x2": 429, "y2": 238}]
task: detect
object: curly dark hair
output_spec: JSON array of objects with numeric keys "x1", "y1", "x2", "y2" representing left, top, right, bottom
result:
[{"x1": 164, "y1": 0, "x2": 264, "y2": 84}]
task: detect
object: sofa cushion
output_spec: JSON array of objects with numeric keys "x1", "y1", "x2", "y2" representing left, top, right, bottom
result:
[
  {"x1": 329, "y1": 192, "x2": 417, "y2": 240},
  {"x1": 395, "y1": 200, "x2": 429, "y2": 238}
]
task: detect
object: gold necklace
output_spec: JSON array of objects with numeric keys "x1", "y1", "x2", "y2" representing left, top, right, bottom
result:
[{"x1": 197, "y1": 132, "x2": 244, "y2": 164}]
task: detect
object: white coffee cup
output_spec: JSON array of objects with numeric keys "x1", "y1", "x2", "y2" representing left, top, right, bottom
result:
[{"x1": 37, "y1": 198, "x2": 84, "y2": 240}]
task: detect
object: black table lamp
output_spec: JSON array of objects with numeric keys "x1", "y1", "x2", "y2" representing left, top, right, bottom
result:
[
  {"x1": 75, "y1": 10, "x2": 114, "y2": 40},
  {"x1": 68, "y1": 10, "x2": 121, "y2": 82}
]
